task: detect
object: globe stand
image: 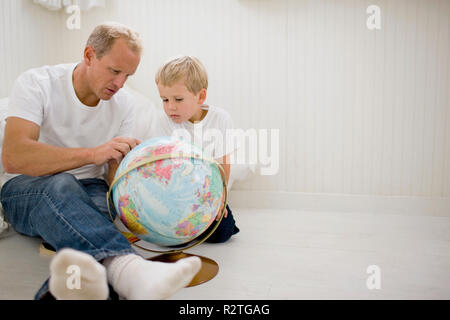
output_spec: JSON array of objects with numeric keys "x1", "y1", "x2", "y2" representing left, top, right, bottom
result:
[
  {"x1": 106, "y1": 151, "x2": 229, "y2": 288},
  {"x1": 147, "y1": 252, "x2": 219, "y2": 287},
  {"x1": 126, "y1": 205, "x2": 227, "y2": 287}
]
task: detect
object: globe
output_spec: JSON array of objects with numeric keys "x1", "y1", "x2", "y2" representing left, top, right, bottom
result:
[{"x1": 110, "y1": 136, "x2": 225, "y2": 247}]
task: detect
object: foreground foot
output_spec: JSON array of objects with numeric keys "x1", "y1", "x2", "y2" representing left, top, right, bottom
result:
[
  {"x1": 103, "y1": 254, "x2": 201, "y2": 300},
  {"x1": 49, "y1": 248, "x2": 109, "y2": 300}
]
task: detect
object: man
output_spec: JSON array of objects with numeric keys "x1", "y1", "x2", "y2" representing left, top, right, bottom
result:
[{"x1": 1, "y1": 22, "x2": 200, "y2": 300}]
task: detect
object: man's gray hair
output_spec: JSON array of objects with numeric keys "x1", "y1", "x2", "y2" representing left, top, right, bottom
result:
[{"x1": 86, "y1": 22, "x2": 143, "y2": 59}]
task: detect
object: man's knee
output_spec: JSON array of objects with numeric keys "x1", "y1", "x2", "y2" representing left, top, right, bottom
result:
[{"x1": 43, "y1": 173, "x2": 82, "y2": 195}]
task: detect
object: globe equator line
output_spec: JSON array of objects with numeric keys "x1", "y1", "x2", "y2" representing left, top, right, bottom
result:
[
  {"x1": 128, "y1": 219, "x2": 217, "y2": 241},
  {"x1": 133, "y1": 218, "x2": 216, "y2": 240}
]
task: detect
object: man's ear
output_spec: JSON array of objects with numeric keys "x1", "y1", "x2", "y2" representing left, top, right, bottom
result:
[{"x1": 84, "y1": 45, "x2": 96, "y2": 66}]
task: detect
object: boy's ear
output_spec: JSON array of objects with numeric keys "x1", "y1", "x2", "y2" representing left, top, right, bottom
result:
[{"x1": 197, "y1": 88, "x2": 207, "y2": 104}]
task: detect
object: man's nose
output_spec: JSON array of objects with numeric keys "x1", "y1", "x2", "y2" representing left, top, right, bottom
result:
[{"x1": 113, "y1": 74, "x2": 127, "y2": 89}]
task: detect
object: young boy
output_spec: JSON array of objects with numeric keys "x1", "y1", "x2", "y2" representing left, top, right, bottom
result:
[{"x1": 152, "y1": 56, "x2": 239, "y2": 243}]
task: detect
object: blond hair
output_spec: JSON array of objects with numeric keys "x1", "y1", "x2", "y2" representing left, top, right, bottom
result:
[
  {"x1": 86, "y1": 22, "x2": 143, "y2": 59},
  {"x1": 155, "y1": 56, "x2": 208, "y2": 94}
]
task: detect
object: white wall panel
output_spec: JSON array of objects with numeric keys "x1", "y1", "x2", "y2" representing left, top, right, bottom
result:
[
  {"x1": 1, "y1": 0, "x2": 449, "y2": 199},
  {"x1": 0, "y1": 0, "x2": 63, "y2": 97},
  {"x1": 45, "y1": 0, "x2": 450, "y2": 198}
]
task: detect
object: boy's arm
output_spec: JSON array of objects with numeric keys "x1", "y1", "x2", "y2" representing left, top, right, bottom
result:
[
  {"x1": 215, "y1": 154, "x2": 230, "y2": 220},
  {"x1": 216, "y1": 154, "x2": 230, "y2": 186}
]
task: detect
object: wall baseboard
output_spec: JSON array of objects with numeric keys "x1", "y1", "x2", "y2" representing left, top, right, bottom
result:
[{"x1": 228, "y1": 190, "x2": 450, "y2": 217}]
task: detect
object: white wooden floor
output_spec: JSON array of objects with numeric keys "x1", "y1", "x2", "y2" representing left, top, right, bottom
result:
[{"x1": 0, "y1": 208, "x2": 449, "y2": 300}]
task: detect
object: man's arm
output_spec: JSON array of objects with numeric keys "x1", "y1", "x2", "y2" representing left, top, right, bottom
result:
[{"x1": 2, "y1": 117, "x2": 139, "y2": 176}]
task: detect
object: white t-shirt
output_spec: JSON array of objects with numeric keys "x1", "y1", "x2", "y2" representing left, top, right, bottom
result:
[
  {"x1": 149, "y1": 105, "x2": 237, "y2": 160},
  {"x1": 3, "y1": 63, "x2": 136, "y2": 183}
]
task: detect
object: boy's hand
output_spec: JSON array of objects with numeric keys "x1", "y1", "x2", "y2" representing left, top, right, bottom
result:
[
  {"x1": 216, "y1": 192, "x2": 228, "y2": 221},
  {"x1": 216, "y1": 205, "x2": 228, "y2": 221}
]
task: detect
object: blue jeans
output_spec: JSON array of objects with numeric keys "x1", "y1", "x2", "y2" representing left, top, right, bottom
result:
[{"x1": 0, "y1": 173, "x2": 136, "y2": 299}]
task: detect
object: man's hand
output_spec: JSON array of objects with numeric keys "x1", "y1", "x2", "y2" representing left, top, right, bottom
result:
[{"x1": 91, "y1": 137, "x2": 141, "y2": 166}]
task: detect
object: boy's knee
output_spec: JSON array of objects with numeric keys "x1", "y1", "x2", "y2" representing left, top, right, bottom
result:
[
  {"x1": 205, "y1": 207, "x2": 239, "y2": 243},
  {"x1": 205, "y1": 224, "x2": 240, "y2": 243},
  {"x1": 205, "y1": 228, "x2": 234, "y2": 243}
]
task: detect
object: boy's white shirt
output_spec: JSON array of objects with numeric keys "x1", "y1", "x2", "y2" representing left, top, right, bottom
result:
[
  {"x1": 149, "y1": 105, "x2": 238, "y2": 160},
  {"x1": 3, "y1": 63, "x2": 136, "y2": 184}
]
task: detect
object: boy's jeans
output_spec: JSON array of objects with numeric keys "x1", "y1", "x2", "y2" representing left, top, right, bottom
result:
[{"x1": 0, "y1": 173, "x2": 136, "y2": 299}]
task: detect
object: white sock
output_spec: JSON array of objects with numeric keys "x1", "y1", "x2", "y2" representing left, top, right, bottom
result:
[
  {"x1": 49, "y1": 248, "x2": 109, "y2": 300},
  {"x1": 103, "y1": 254, "x2": 202, "y2": 300}
]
